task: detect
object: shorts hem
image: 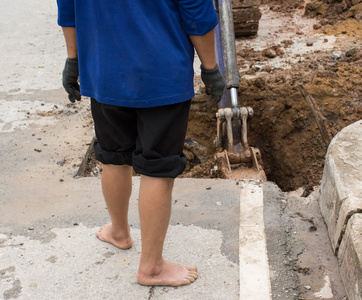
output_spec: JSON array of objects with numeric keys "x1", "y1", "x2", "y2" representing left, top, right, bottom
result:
[
  {"x1": 94, "y1": 141, "x2": 133, "y2": 166},
  {"x1": 132, "y1": 153, "x2": 187, "y2": 178}
]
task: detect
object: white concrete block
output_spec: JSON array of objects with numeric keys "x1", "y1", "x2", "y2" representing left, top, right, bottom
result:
[{"x1": 239, "y1": 181, "x2": 272, "y2": 300}]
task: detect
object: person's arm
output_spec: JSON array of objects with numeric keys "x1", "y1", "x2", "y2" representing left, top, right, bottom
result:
[
  {"x1": 57, "y1": 1, "x2": 80, "y2": 103},
  {"x1": 176, "y1": 0, "x2": 225, "y2": 106},
  {"x1": 62, "y1": 27, "x2": 78, "y2": 58},
  {"x1": 188, "y1": 29, "x2": 216, "y2": 70},
  {"x1": 60, "y1": 27, "x2": 81, "y2": 103},
  {"x1": 189, "y1": 29, "x2": 225, "y2": 107}
]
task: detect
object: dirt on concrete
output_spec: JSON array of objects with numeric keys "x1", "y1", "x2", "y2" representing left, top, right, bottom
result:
[{"x1": 263, "y1": 183, "x2": 348, "y2": 299}]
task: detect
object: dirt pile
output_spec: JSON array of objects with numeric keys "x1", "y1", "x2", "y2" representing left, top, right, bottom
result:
[
  {"x1": 322, "y1": 17, "x2": 362, "y2": 36},
  {"x1": 305, "y1": 0, "x2": 362, "y2": 26},
  {"x1": 263, "y1": 0, "x2": 306, "y2": 13},
  {"x1": 236, "y1": 45, "x2": 285, "y2": 72}
]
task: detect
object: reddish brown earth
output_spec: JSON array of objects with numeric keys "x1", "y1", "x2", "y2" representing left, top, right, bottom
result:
[{"x1": 183, "y1": 1, "x2": 362, "y2": 191}]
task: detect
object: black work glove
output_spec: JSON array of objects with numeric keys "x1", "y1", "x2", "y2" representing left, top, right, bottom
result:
[
  {"x1": 62, "y1": 58, "x2": 81, "y2": 103},
  {"x1": 201, "y1": 64, "x2": 225, "y2": 107}
]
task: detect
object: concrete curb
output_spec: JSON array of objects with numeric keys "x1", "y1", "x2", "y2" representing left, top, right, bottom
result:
[
  {"x1": 338, "y1": 214, "x2": 362, "y2": 300},
  {"x1": 239, "y1": 181, "x2": 272, "y2": 300},
  {"x1": 319, "y1": 120, "x2": 362, "y2": 300}
]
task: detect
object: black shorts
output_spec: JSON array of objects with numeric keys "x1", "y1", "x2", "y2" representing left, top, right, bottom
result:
[{"x1": 90, "y1": 98, "x2": 191, "y2": 178}]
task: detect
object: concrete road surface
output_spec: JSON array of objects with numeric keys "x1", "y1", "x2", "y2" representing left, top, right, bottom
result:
[{"x1": 0, "y1": 1, "x2": 348, "y2": 299}]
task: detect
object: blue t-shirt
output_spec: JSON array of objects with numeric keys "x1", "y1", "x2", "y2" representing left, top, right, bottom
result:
[{"x1": 57, "y1": 0, "x2": 218, "y2": 108}]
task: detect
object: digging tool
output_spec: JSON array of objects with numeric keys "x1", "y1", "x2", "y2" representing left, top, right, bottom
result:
[
  {"x1": 297, "y1": 83, "x2": 332, "y2": 149},
  {"x1": 213, "y1": 0, "x2": 266, "y2": 180}
]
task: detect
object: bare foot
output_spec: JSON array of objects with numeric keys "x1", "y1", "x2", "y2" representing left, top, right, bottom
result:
[
  {"x1": 137, "y1": 260, "x2": 198, "y2": 286},
  {"x1": 96, "y1": 223, "x2": 133, "y2": 249}
]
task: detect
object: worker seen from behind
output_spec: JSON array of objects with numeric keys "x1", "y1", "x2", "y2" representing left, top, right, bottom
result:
[{"x1": 57, "y1": 0, "x2": 225, "y2": 287}]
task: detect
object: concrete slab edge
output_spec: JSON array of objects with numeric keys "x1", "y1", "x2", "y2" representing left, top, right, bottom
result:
[
  {"x1": 337, "y1": 214, "x2": 362, "y2": 300},
  {"x1": 239, "y1": 181, "x2": 272, "y2": 300},
  {"x1": 335, "y1": 203, "x2": 362, "y2": 253},
  {"x1": 319, "y1": 151, "x2": 345, "y2": 251},
  {"x1": 319, "y1": 120, "x2": 362, "y2": 300}
]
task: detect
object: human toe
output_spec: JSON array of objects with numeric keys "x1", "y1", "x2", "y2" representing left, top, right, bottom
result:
[{"x1": 188, "y1": 266, "x2": 198, "y2": 272}]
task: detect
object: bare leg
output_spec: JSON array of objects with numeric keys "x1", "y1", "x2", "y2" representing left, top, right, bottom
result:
[
  {"x1": 96, "y1": 164, "x2": 133, "y2": 249},
  {"x1": 136, "y1": 175, "x2": 198, "y2": 286}
]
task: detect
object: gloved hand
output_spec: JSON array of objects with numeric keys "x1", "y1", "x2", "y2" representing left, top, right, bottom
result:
[
  {"x1": 62, "y1": 58, "x2": 81, "y2": 103},
  {"x1": 201, "y1": 64, "x2": 225, "y2": 107}
]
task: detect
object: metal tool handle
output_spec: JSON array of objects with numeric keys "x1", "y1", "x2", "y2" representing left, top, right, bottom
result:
[{"x1": 216, "y1": 0, "x2": 240, "y2": 90}]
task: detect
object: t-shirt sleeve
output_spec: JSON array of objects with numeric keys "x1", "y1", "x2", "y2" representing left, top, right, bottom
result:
[
  {"x1": 57, "y1": 0, "x2": 76, "y2": 27},
  {"x1": 177, "y1": 0, "x2": 218, "y2": 36}
]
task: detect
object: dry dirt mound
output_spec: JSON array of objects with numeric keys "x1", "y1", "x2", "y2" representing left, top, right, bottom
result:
[{"x1": 305, "y1": 0, "x2": 362, "y2": 26}]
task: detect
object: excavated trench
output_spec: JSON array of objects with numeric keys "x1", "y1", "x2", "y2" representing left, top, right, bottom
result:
[
  {"x1": 78, "y1": 69, "x2": 361, "y2": 193},
  {"x1": 183, "y1": 71, "x2": 361, "y2": 192},
  {"x1": 77, "y1": 3, "x2": 362, "y2": 192},
  {"x1": 77, "y1": 43, "x2": 362, "y2": 192}
]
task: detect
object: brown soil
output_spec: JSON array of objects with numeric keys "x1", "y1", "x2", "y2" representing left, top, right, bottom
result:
[
  {"x1": 182, "y1": 3, "x2": 362, "y2": 191},
  {"x1": 237, "y1": 59, "x2": 362, "y2": 190},
  {"x1": 305, "y1": 0, "x2": 362, "y2": 26},
  {"x1": 264, "y1": 0, "x2": 306, "y2": 14},
  {"x1": 322, "y1": 18, "x2": 362, "y2": 36},
  {"x1": 185, "y1": 57, "x2": 362, "y2": 191}
]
